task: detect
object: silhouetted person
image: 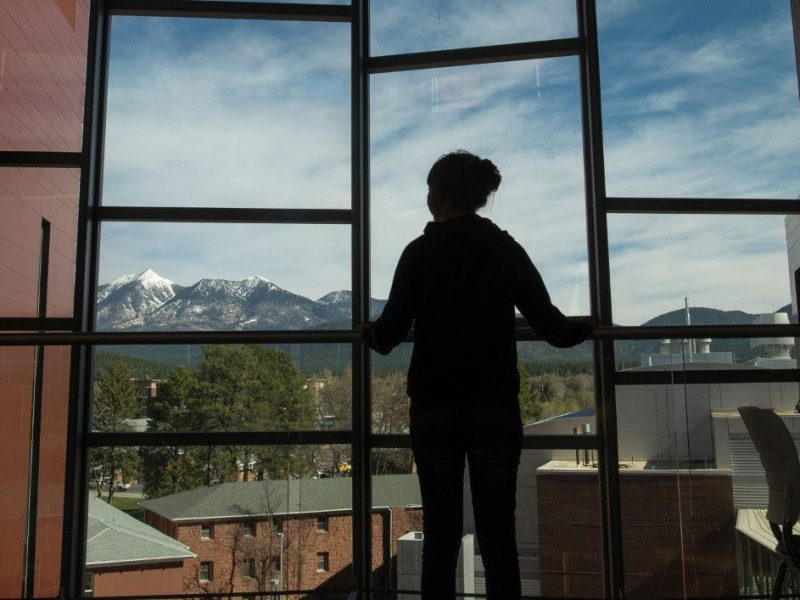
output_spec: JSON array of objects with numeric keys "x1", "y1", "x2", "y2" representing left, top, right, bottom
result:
[{"x1": 362, "y1": 150, "x2": 592, "y2": 599}]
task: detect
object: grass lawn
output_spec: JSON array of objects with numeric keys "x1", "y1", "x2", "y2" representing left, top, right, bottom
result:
[{"x1": 110, "y1": 496, "x2": 143, "y2": 512}]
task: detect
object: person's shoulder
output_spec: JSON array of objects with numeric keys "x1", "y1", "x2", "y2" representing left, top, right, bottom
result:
[
  {"x1": 405, "y1": 232, "x2": 427, "y2": 250},
  {"x1": 398, "y1": 233, "x2": 427, "y2": 261},
  {"x1": 475, "y1": 215, "x2": 518, "y2": 248}
]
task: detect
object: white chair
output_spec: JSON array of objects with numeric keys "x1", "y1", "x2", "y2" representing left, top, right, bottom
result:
[{"x1": 738, "y1": 406, "x2": 800, "y2": 600}]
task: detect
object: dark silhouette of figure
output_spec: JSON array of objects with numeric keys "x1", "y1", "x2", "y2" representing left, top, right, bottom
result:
[{"x1": 362, "y1": 150, "x2": 592, "y2": 599}]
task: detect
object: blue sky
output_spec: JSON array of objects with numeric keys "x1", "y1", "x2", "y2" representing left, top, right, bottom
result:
[{"x1": 98, "y1": 1, "x2": 800, "y2": 325}]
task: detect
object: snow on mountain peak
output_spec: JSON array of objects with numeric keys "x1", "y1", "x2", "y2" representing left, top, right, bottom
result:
[
  {"x1": 318, "y1": 290, "x2": 352, "y2": 305},
  {"x1": 134, "y1": 268, "x2": 174, "y2": 289},
  {"x1": 242, "y1": 275, "x2": 275, "y2": 288}
]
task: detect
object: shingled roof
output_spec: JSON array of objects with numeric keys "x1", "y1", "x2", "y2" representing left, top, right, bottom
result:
[
  {"x1": 141, "y1": 474, "x2": 421, "y2": 522},
  {"x1": 86, "y1": 495, "x2": 195, "y2": 567}
]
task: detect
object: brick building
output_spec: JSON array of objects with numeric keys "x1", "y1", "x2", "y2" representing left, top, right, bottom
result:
[
  {"x1": 85, "y1": 495, "x2": 195, "y2": 597},
  {"x1": 536, "y1": 463, "x2": 738, "y2": 598},
  {"x1": 141, "y1": 474, "x2": 422, "y2": 595}
]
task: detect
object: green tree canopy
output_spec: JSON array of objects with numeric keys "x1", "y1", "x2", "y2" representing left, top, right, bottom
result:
[
  {"x1": 142, "y1": 345, "x2": 314, "y2": 498},
  {"x1": 90, "y1": 357, "x2": 141, "y2": 501}
]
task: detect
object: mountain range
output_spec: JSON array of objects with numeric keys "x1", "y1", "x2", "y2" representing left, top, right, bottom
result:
[
  {"x1": 97, "y1": 269, "x2": 794, "y2": 371},
  {"x1": 96, "y1": 269, "x2": 387, "y2": 332}
]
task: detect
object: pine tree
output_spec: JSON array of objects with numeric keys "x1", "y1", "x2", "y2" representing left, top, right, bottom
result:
[{"x1": 90, "y1": 358, "x2": 141, "y2": 502}]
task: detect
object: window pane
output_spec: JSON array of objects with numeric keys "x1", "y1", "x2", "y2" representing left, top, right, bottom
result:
[
  {"x1": 97, "y1": 223, "x2": 350, "y2": 331},
  {"x1": 0, "y1": 1, "x2": 89, "y2": 151},
  {"x1": 103, "y1": 17, "x2": 350, "y2": 208},
  {"x1": 615, "y1": 337, "x2": 797, "y2": 371},
  {"x1": 0, "y1": 168, "x2": 79, "y2": 318},
  {"x1": 91, "y1": 344, "x2": 352, "y2": 432},
  {"x1": 87, "y1": 443, "x2": 353, "y2": 596},
  {"x1": 371, "y1": 342, "x2": 595, "y2": 436},
  {"x1": 370, "y1": 57, "x2": 588, "y2": 315},
  {"x1": 370, "y1": 450, "x2": 423, "y2": 594},
  {"x1": 518, "y1": 341, "x2": 594, "y2": 431},
  {"x1": 615, "y1": 372, "x2": 800, "y2": 597},
  {"x1": 609, "y1": 214, "x2": 794, "y2": 326},
  {"x1": 371, "y1": 0, "x2": 576, "y2": 56},
  {"x1": 380, "y1": 448, "x2": 604, "y2": 597},
  {"x1": 598, "y1": 0, "x2": 800, "y2": 199},
  {"x1": 0, "y1": 346, "x2": 71, "y2": 598}
]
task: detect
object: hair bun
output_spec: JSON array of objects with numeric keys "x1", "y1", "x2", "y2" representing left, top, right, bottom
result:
[
  {"x1": 477, "y1": 158, "x2": 501, "y2": 194},
  {"x1": 427, "y1": 150, "x2": 502, "y2": 210}
]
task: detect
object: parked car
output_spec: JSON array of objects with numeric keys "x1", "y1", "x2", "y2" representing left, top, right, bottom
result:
[{"x1": 115, "y1": 482, "x2": 131, "y2": 491}]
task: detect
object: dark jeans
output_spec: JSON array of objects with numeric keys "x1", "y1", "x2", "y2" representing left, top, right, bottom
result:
[{"x1": 410, "y1": 402, "x2": 523, "y2": 600}]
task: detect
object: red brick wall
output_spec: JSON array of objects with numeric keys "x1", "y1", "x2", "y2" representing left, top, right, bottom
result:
[
  {"x1": 145, "y1": 510, "x2": 178, "y2": 539},
  {"x1": 150, "y1": 507, "x2": 423, "y2": 595},
  {"x1": 537, "y1": 471, "x2": 738, "y2": 598},
  {"x1": 90, "y1": 562, "x2": 185, "y2": 597}
]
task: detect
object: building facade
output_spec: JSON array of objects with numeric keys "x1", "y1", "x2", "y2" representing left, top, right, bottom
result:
[
  {"x1": 141, "y1": 475, "x2": 422, "y2": 595},
  {"x1": 85, "y1": 495, "x2": 194, "y2": 597}
]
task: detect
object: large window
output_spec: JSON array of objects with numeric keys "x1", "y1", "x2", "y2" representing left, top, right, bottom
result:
[{"x1": 1, "y1": 1, "x2": 798, "y2": 599}]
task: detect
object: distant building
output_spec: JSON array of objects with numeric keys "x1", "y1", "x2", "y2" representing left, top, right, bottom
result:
[
  {"x1": 466, "y1": 335, "x2": 799, "y2": 597},
  {"x1": 85, "y1": 495, "x2": 195, "y2": 597},
  {"x1": 786, "y1": 214, "x2": 800, "y2": 324},
  {"x1": 141, "y1": 474, "x2": 422, "y2": 595},
  {"x1": 750, "y1": 313, "x2": 796, "y2": 369},
  {"x1": 640, "y1": 338, "x2": 733, "y2": 367}
]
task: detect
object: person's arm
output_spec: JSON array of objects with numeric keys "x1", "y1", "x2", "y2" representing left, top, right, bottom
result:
[
  {"x1": 509, "y1": 239, "x2": 592, "y2": 348},
  {"x1": 362, "y1": 244, "x2": 417, "y2": 355}
]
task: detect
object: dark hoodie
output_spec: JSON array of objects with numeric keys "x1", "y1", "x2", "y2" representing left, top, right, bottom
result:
[{"x1": 366, "y1": 214, "x2": 591, "y2": 412}]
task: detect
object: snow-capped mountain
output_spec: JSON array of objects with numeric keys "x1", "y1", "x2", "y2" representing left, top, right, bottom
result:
[
  {"x1": 317, "y1": 290, "x2": 388, "y2": 318},
  {"x1": 96, "y1": 269, "x2": 181, "y2": 329},
  {"x1": 95, "y1": 270, "x2": 386, "y2": 331}
]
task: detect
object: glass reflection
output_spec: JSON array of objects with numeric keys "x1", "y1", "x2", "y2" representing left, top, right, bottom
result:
[{"x1": 615, "y1": 373, "x2": 800, "y2": 598}]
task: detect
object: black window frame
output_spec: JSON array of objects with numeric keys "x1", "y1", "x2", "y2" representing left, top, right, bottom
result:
[{"x1": 0, "y1": 0, "x2": 797, "y2": 598}]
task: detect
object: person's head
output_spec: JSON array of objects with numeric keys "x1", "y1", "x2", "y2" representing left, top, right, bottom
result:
[{"x1": 426, "y1": 150, "x2": 501, "y2": 220}]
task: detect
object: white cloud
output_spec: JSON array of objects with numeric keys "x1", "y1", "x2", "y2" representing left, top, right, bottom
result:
[
  {"x1": 99, "y1": 222, "x2": 351, "y2": 301},
  {"x1": 609, "y1": 214, "x2": 792, "y2": 325},
  {"x1": 98, "y1": 4, "x2": 800, "y2": 327},
  {"x1": 370, "y1": 0, "x2": 576, "y2": 56}
]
